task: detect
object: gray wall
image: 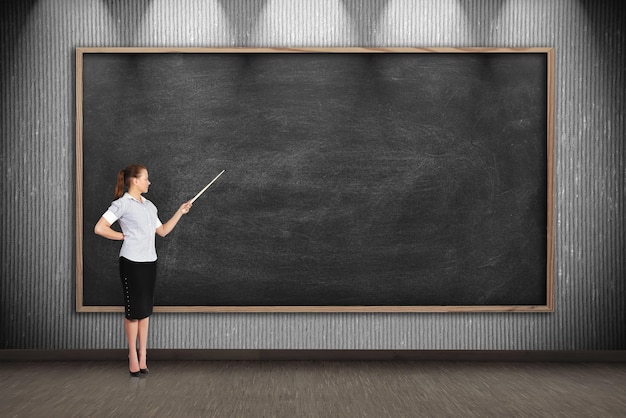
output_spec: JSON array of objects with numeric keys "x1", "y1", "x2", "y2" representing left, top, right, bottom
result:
[{"x1": 1, "y1": 0, "x2": 624, "y2": 350}]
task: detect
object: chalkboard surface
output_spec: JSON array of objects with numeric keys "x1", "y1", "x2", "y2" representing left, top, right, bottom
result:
[{"x1": 76, "y1": 48, "x2": 553, "y2": 312}]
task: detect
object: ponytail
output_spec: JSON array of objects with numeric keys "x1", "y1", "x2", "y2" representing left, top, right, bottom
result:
[
  {"x1": 114, "y1": 164, "x2": 147, "y2": 199},
  {"x1": 114, "y1": 170, "x2": 125, "y2": 199}
]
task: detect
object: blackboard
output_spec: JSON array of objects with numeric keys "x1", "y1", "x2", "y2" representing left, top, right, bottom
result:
[{"x1": 76, "y1": 48, "x2": 554, "y2": 312}]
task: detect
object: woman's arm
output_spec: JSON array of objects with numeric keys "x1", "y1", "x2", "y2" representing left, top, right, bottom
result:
[
  {"x1": 94, "y1": 217, "x2": 124, "y2": 240},
  {"x1": 156, "y1": 201, "x2": 193, "y2": 237}
]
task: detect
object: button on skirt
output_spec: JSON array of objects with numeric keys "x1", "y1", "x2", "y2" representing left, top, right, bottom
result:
[{"x1": 119, "y1": 257, "x2": 157, "y2": 320}]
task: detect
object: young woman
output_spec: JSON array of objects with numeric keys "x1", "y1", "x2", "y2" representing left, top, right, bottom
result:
[{"x1": 94, "y1": 164, "x2": 192, "y2": 377}]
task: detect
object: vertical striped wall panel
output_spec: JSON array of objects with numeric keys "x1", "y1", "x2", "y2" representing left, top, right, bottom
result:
[{"x1": 1, "y1": 0, "x2": 624, "y2": 350}]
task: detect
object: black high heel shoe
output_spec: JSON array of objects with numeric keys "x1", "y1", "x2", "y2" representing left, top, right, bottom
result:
[
  {"x1": 139, "y1": 351, "x2": 148, "y2": 374},
  {"x1": 129, "y1": 353, "x2": 141, "y2": 377}
]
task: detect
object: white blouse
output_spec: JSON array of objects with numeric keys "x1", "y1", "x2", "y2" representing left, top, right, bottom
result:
[{"x1": 102, "y1": 193, "x2": 163, "y2": 262}]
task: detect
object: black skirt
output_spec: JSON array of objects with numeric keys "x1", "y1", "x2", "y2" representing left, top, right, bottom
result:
[{"x1": 119, "y1": 257, "x2": 157, "y2": 320}]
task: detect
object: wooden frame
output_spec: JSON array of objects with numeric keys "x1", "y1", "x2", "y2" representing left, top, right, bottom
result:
[{"x1": 76, "y1": 47, "x2": 554, "y2": 313}]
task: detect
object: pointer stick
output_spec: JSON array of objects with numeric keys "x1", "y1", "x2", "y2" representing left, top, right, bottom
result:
[{"x1": 190, "y1": 170, "x2": 225, "y2": 203}]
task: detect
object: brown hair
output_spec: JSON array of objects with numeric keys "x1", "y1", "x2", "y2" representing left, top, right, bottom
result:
[{"x1": 114, "y1": 164, "x2": 147, "y2": 199}]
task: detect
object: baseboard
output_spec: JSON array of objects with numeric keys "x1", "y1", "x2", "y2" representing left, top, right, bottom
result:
[{"x1": 1, "y1": 349, "x2": 626, "y2": 362}]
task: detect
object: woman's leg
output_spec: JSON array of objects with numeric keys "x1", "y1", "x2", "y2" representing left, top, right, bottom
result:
[
  {"x1": 125, "y1": 318, "x2": 140, "y2": 373},
  {"x1": 138, "y1": 317, "x2": 150, "y2": 370}
]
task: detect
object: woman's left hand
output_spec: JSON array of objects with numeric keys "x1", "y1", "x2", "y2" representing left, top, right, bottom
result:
[{"x1": 180, "y1": 201, "x2": 193, "y2": 215}]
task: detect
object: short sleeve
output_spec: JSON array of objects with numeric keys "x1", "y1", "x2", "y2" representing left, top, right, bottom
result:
[
  {"x1": 148, "y1": 200, "x2": 162, "y2": 229},
  {"x1": 102, "y1": 198, "x2": 125, "y2": 224}
]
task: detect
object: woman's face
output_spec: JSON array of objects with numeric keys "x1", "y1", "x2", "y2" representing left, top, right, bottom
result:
[{"x1": 133, "y1": 169, "x2": 151, "y2": 194}]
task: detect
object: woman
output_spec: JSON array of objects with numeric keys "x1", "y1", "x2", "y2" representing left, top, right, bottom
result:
[{"x1": 94, "y1": 164, "x2": 192, "y2": 377}]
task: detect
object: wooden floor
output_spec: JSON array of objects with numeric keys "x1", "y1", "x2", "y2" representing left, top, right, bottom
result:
[{"x1": 2, "y1": 360, "x2": 626, "y2": 417}]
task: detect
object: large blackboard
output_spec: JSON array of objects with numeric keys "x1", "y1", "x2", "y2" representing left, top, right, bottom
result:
[{"x1": 76, "y1": 48, "x2": 554, "y2": 312}]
